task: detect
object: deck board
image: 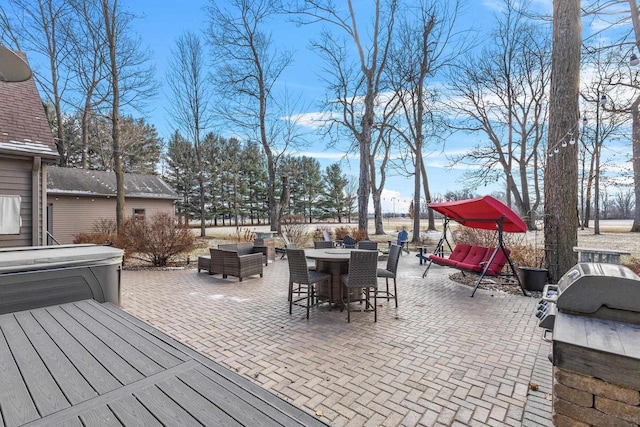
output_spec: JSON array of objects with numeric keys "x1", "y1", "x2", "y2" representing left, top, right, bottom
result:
[
  {"x1": 13, "y1": 311, "x2": 97, "y2": 405},
  {"x1": 60, "y1": 304, "x2": 164, "y2": 377},
  {"x1": 108, "y1": 395, "x2": 162, "y2": 427},
  {"x1": 156, "y1": 376, "x2": 243, "y2": 426},
  {"x1": 46, "y1": 305, "x2": 144, "y2": 385},
  {"x1": 30, "y1": 308, "x2": 122, "y2": 394},
  {"x1": 0, "y1": 314, "x2": 70, "y2": 417},
  {"x1": 0, "y1": 299, "x2": 327, "y2": 426},
  {"x1": 0, "y1": 324, "x2": 39, "y2": 426},
  {"x1": 133, "y1": 386, "x2": 203, "y2": 427}
]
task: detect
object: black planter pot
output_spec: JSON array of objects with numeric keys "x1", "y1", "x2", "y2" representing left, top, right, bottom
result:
[{"x1": 518, "y1": 267, "x2": 548, "y2": 292}]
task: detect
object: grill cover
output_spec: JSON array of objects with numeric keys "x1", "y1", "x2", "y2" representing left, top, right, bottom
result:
[{"x1": 555, "y1": 263, "x2": 640, "y2": 314}]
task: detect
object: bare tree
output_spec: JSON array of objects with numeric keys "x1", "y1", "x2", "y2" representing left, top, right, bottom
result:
[
  {"x1": 289, "y1": 0, "x2": 397, "y2": 235},
  {"x1": 166, "y1": 31, "x2": 214, "y2": 237},
  {"x1": 66, "y1": 0, "x2": 109, "y2": 169},
  {"x1": 386, "y1": 0, "x2": 466, "y2": 241},
  {"x1": 447, "y1": 0, "x2": 549, "y2": 230},
  {"x1": 585, "y1": 0, "x2": 640, "y2": 231},
  {"x1": 545, "y1": 0, "x2": 581, "y2": 281},
  {"x1": 0, "y1": 0, "x2": 73, "y2": 165},
  {"x1": 98, "y1": 0, "x2": 156, "y2": 228},
  {"x1": 580, "y1": 47, "x2": 631, "y2": 233},
  {"x1": 206, "y1": 0, "x2": 296, "y2": 232}
]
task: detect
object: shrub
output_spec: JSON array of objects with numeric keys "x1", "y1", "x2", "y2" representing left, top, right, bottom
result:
[
  {"x1": 334, "y1": 226, "x2": 352, "y2": 240},
  {"x1": 281, "y1": 215, "x2": 309, "y2": 247},
  {"x1": 73, "y1": 232, "x2": 114, "y2": 245},
  {"x1": 226, "y1": 227, "x2": 255, "y2": 242},
  {"x1": 92, "y1": 218, "x2": 117, "y2": 234},
  {"x1": 452, "y1": 225, "x2": 544, "y2": 267},
  {"x1": 117, "y1": 212, "x2": 197, "y2": 267}
]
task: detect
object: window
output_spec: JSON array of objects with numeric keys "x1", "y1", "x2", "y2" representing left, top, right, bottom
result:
[{"x1": 133, "y1": 208, "x2": 146, "y2": 221}]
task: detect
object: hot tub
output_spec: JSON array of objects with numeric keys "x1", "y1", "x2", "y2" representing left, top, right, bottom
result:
[{"x1": 0, "y1": 244, "x2": 124, "y2": 314}]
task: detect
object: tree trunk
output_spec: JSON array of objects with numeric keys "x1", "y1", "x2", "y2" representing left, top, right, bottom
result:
[
  {"x1": 372, "y1": 190, "x2": 384, "y2": 235},
  {"x1": 544, "y1": 0, "x2": 581, "y2": 282},
  {"x1": 631, "y1": 99, "x2": 640, "y2": 231},
  {"x1": 420, "y1": 163, "x2": 436, "y2": 231}
]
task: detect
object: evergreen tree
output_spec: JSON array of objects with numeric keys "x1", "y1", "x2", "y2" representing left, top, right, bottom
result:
[
  {"x1": 321, "y1": 163, "x2": 348, "y2": 222},
  {"x1": 164, "y1": 130, "x2": 198, "y2": 218}
]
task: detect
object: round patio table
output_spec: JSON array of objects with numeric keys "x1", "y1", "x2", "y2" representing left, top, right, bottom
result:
[{"x1": 305, "y1": 248, "x2": 365, "y2": 304}]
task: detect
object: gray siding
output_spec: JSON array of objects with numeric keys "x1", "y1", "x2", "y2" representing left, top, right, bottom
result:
[{"x1": 0, "y1": 158, "x2": 32, "y2": 247}]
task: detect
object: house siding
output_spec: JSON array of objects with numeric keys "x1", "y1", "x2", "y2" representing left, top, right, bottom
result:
[
  {"x1": 0, "y1": 158, "x2": 33, "y2": 247},
  {"x1": 49, "y1": 196, "x2": 176, "y2": 244}
]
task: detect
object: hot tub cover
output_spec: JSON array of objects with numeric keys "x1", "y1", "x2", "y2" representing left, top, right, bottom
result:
[{"x1": 0, "y1": 244, "x2": 124, "y2": 273}]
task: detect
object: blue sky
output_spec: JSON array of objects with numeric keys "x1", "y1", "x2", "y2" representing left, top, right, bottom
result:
[
  {"x1": 124, "y1": 0, "x2": 516, "y2": 214},
  {"x1": 12, "y1": 0, "x2": 635, "y2": 214}
]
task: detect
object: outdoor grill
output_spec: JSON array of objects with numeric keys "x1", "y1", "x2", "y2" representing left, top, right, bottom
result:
[
  {"x1": 535, "y1": 262, "x2": 640, "y2": 424},
  {"x1": 537, "y1": 262, "x2": 640, "y2": 333}
]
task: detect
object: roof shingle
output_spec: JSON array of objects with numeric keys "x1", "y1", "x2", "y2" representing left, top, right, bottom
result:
[
  {"x1": 47, "y1": 167, "x2": 180, "y2": 200},
  {"x1": 0, "y1": 51, "x2": 57, "y2": 159}
]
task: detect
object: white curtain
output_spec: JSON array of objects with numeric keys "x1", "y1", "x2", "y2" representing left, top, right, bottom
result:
[{"x1": 0, "y1": 195, "x2": 22, "y2": 234}]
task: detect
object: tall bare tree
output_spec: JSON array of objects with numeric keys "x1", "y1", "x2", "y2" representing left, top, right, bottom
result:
[
  {"x1": 387, "y1": 0, "x2": 466, "y2": 240},
  {"x1": 289, "y1": 0, "x2": 397, "y2": 235},
  {"x1": 98, "y1": 0, "x2": 156, "y2": 228},
  {"x1": 207, "y1": 0, "x2": 296, "y2": 232},
  {"x1": 67, "y1": 0, "x2": 109, "y2": 169},
  {"x1": 448, "y1": 0, "x2": 550, "y2": 230},
  {"x1": 0, "y1": 0, "x2": 73, "y2": 165},
  {"x1": 166, "y1": 31, "x2": 214, "y2": 237},
  {"x1": 545, "y1": 0, "x2": 581, "y2": 281}
]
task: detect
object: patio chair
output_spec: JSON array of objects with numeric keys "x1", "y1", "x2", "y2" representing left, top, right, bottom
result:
[
  {"x1": 314, "y1": 241, "x2": 334, "y2": 249},
  {"x1": 377, "y1": 244, "x2": 401, "y2": 308},
  {"x1": 340, "y1": 250, "x2": 379, "y2": 323},
  {"x1": 275, "y1": 233, "x2": 292, "y2": 259},
  {"x1": 342, "y1": 235, "x2": 357, "y2": 249},
  {"x1": 322, "y1": 230, "x2": 335, "y2": 246},
  {"x1": 219, "y1": 243, "x2": 268, "y2": 266},
  {"x1": 397, "y1": 229, "x2": 409, "y2": 255},
  {"x1": 287, "y1": 249, "x2": 331, "y2": 319},
  {"x1": 210, "y1": 247, "x2": 263, "y2": 282},
  {"x1": 358, "y1": 240, "x2": 378, "y2": 250}
]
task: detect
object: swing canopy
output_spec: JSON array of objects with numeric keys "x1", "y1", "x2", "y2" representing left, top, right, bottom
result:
[{"x1": 428, "y1": 195, "x2": 527, "y2": 233}]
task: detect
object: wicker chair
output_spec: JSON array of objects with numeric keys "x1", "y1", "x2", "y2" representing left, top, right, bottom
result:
[
  {"x1": 342, "y1": 235, "x2": 357, "y2": 249},
  {"x1": 219, "y1": 243, "x2": 268, "y2": 266},
  {"x1": 340, "y1": 250, "x2": 379, "y2": 322},
  {"x1": 314, "y1": 241, "x2": 334, "y2": 249},
  {"x1": 287, "y1": 249, "x2": 331, "y2": 319},
  {"x1": 357, "y1": 240, "x2": 378, "y2": 250},
  {"x1": 377, "y1": 244, "x2": 401, "y2": 307},
  {"x1": 209, "y1": 247, "x2": 263, "y2": 282}
]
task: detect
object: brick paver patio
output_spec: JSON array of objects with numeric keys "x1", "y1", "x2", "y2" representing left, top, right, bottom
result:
[{"x1": 121, "y1": 253, "x2": 552, "y2": 426}]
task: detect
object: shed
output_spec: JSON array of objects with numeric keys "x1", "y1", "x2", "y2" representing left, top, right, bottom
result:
[
  {"x1": 0, "y1": 50, "x2": 58, "y2": 248},
  {"x1": 47, "y1": 167, "x2": 180, "y2": 244}
]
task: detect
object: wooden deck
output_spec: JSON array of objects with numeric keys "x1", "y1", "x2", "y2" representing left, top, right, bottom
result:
[{"x1": 0, "y1": 299, "x2": 327, "y2": 426}]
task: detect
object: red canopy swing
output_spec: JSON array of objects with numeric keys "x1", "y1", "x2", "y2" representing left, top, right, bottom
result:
[{"x1": 423, "y1": 195, "x2": 528, "y2": 297}]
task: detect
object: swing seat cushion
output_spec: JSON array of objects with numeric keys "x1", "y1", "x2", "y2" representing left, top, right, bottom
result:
[
  {"x1": 428, "y1": 243, "x2": 471, "y2": 267},
  {"x1": 456, "y1": 246, "x2": 489, "y2": 271},
  {"x1": 471, "y1": 248, "x2": 510, "y2": 276}
]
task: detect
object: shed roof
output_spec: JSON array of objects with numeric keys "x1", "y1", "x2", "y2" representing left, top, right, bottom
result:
[
  {"x1": 47, "y1": 167, "x2": 180, "y2": 200},
  {"x1": 0, "y1": 50, "x2": 57, "y2": 159},
  {"x1": 428, "y1": 195, "x2": 527, "y2": 233}
]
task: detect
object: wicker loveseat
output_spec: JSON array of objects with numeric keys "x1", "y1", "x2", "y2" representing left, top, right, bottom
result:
[{"x1": 204, "y1": 243, "x2": 265, "y2": 282}]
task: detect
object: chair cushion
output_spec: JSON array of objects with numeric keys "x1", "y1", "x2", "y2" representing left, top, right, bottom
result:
[
  {"x1": 449, "y1": 243, "x2": 472, "y2": 262},
  {"x1": 377, "y1": 268, "x2": 395, "y2": 278},
  {"x1": 471, "y1": 248, "x2": 510, "y2": 275},
  {"x1": 456, "y1": 246, "x2": 488, "y2": 270},
  {"x1": 428, "y1": 255, "x2": 458, "y2": 267},
  {"x1": 308, "y1": 270, "x2": 331, "y2": 284}
]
